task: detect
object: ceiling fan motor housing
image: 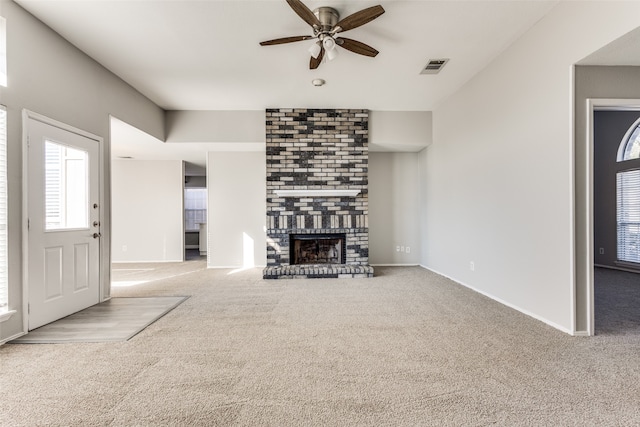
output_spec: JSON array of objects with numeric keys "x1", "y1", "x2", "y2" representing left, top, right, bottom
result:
[{"x1": 313, "y1": 7, "x2": 339, "y2": 33}]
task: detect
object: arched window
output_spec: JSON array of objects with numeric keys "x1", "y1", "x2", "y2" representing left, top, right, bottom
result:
[
  {"x1": 617, "y1": 117, "x2": 640, "y2": 162},
  {"x1": 616, "y1": 117, "x2": 640, "y2": 265}
]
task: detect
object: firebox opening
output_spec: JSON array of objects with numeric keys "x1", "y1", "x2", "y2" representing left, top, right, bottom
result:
[{"x1": 290, "y1": 233, "x2": 346, "y2": 265}]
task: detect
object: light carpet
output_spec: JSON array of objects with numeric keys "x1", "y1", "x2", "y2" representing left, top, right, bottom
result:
[{"x1": 1, "y1": 263, "x2": 639, "y2": 426}]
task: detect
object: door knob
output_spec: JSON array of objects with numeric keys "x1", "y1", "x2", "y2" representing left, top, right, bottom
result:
[
  {"x1": 93, "y1": 232, "x2": 101, "y2": 239},
  {"x1": 93, "y1": 221, "x2": 100, "y2": 227}
]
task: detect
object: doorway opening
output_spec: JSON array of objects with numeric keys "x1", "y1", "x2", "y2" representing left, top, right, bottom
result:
[
  {"x1": 184, "y1": 186, "x2": 207, "y2": 261},
  {"x1": 586, "y1": 100, "x2": 640, "y2": 336}
]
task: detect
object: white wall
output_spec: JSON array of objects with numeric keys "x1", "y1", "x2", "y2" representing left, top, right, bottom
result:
[
  {"x1": 111, "y1": 160, "x2": 184, "y2": 263},
  {"x1": 369, "y1": 111, "x2": 432, "y2": 152},
  {"x1": 166, "y1": 110, "x2": 265, "y2": 143},
  {"x1": 422, "y1": 2, "x2": 640, "y2": 334},
  {"x1": 166, "y1": 110, "x2": 431, "y2": 153},
  {"x1": 0, "y1": 2, "x2": 164, "y2": 342},
  {"x1": 369, "y1": 152, "x2": 420, "y2": 265},
  {"x1": 207, "y1": 152, "x2": 266, "y2": 268}
]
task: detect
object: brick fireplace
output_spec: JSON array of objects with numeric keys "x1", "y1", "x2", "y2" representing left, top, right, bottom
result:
[{"x1": 263, "y1": 108, "x2": 374, "y2": 279}]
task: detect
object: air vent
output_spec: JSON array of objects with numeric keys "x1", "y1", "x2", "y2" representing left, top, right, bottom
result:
[{"x1": 420, "y1": 58, "x2": 449, "y2": 75}]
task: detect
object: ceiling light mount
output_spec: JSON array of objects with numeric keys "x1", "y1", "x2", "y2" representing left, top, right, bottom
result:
[
  {"x1": 311, "y1": 79, "x2": 326, "y2": 87},
  {"x1": 313, "y1": 7, "x2": 339, "y2": 33}
]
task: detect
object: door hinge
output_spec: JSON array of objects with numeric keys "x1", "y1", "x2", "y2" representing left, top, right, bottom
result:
[
  {"x1": 27, "y1": 219, "x2": 30, "y2": 230},
  {"x1": 28, "y1": 303, "x2": 30, "y2": 314}
]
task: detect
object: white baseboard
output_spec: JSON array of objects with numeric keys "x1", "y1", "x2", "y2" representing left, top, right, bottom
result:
[
  {"x1": 371, "y1": 264, "x2": 419, "y2": 267},
  {"x1": 1, "y1": 330, "x2": 26, "y2": 345},
  {"x1": 419, "y1": 265, "x2": 574, "y2": 336},
  {"x1": 112, "y1": 259, "x2": 185, "y2": 264},
  {"x1": 594, "y1": 263, "x2": 640, "y2": 274},
  {"x1": 207, "y1": 265, "x2": 266, "y2": 269},
  {"x1": 572, "y1": 331, "x2": 590, "y2": 337}
]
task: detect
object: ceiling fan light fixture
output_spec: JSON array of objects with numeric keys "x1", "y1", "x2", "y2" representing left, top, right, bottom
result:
[
  {"x1": 326, "y1": 46, "x2": 338, "y2": 60},
  {"x1": 322, "y1": 36, "x2": 336, "y2": 51},
  {"x1": 308, "y1": 41, "x2": 322, "y2": 59},
  {"x1": 323, "y1": 36, "x2": 338, "y2": 60}
]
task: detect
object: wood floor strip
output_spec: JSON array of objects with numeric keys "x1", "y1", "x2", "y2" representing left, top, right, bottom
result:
[{"x1": 10, "y1": 296, "x2": 189, "y2": 343}]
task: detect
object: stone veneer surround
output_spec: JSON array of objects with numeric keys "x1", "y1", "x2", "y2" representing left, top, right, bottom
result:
[{"x1": 263, "y1": 108, "x2": 374, "y2": 279}]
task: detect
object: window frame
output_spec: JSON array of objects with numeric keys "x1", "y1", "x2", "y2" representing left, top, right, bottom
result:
[
  {"x1": 617, "y1": 117, "x2": 640, "y2": 162},
  {"x1": 615, "y1": 118, "x2": 640, "y2": 269}
]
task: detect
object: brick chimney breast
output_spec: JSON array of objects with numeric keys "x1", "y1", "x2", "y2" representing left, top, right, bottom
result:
[{"x1": 263, "y1": 108, "x2": 373, "y2": 279}]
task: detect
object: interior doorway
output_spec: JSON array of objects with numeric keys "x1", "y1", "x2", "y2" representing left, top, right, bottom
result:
[
  {"x1": 184, "y1": 184, "x2": 207, "y2": 261},
  {"x1": 585, "y1": 99, "x2": 640, "y2": 335}
]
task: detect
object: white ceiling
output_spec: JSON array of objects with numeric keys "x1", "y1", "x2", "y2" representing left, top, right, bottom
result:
[
  {"x1": 16, "y1": 0, "x2": 560, "y2": 111},
  {"x1": 23, "y1": 0, "x2": 638, "y2": 170},
  {"x1": 110, "y1": 116, "x2": 260, "y2": 175},
  {"x1": 579, "y1": 25, "x2": 640, "y2": 66}
]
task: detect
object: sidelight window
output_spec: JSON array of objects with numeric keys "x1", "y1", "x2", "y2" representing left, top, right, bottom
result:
[
  {"x1": 0, "y1": 16, "x2": 6, "y2": 87},
  {"x1": 0, "y1": 106, "x2": 7, "y2": 310}
]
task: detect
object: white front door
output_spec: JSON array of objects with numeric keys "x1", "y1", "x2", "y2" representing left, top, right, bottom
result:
[{"x1": 26, "y1": 115, "x2": 101, "y2": 330}]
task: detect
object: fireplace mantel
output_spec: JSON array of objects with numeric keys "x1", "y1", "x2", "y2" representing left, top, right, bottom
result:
[{"x1": 274, "y1": 189, "x2": 360, "y2": 198}]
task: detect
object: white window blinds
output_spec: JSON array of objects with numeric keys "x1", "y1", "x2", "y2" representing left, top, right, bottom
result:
[
  {"x1": 184, "y1": 188, "x2": 206, "y2": 232},
  {"x1": 617, "y1": 169, "x2": 640, "y2": 264},
  {"x1": 0, "y1": 105, "x2": 7, "y2": 309}
]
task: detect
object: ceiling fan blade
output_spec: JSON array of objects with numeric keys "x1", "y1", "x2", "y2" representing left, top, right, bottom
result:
[
  {"x1": 310, "y1": 47, "x2": 325, "y2": 69},
  {"x1": 286, "y1": 0, "x2": 321, "y2": 29},
  {"x1": 336, "y1": 37, "x2": 379, "y2": 57},
  {"x1": 334, "y1": 5, "x2": 385, "y2": 33},
  {"x1": 260, "y1": 35, "x2": 314, "y2": 46}
]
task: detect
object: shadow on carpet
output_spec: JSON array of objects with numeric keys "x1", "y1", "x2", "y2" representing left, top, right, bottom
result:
[{"x1": 10, "y1": 296, "x2": 188, "y2": 344}]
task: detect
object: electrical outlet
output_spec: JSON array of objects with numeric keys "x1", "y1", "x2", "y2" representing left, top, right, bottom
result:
[
  {"x1": 599, "y1": 248, "x2": 604, "y2": 255},
  {"x1": 401, "y1": 246, "x2": 405, "y2": 252},
  {"x1": 470, "y1": 261, "x2": 475, "y2": 271},
  {"x1": 122, "y1": 245, "x2": 127, "y2": 252},
  {"x1": 406, "y1": 247, "x2": 410, "y2": 254},
  {"x1": 396, "y1": 246, "x2": 400, "y2": 252}
]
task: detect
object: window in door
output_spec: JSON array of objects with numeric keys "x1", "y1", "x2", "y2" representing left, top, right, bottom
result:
[{"x1": 44, "y1": 141, "x2": 89, "y2": 230}]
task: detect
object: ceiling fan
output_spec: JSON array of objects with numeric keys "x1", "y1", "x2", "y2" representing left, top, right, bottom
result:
[{"x1": 260, "y1": 0, "x2": 385, "y2": 70}]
